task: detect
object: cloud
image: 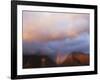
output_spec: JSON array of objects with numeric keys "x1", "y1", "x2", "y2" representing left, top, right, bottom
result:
[
  {"x1": 46, "y1": 32, "x2": 89, "y2": 53},
  {"x1": 23, "y1": 32, "x2": 89, "y2": 55},
  {"x1": 23, "y1": 11, "x2": 90, "y2": 42}
]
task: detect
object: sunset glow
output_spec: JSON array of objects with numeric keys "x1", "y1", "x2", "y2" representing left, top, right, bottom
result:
[{"x1": 23, "y1": 11, "x2": 89, "y2": 42}]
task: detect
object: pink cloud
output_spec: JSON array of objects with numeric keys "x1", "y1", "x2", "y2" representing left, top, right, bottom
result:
[{"x1": 23, "y1": 11, "x2": 89, "y2": 42}]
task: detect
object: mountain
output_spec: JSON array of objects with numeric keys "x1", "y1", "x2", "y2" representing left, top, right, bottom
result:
[
  {"x1": 23, "y1": 54, "x2": 56, "y2": 68},
  {"x1": 23, "y1": 52, "x2": 89, "y2": 68},
  {"x1": 59, "y1": 52, "x2": 89, "y2": 66}
]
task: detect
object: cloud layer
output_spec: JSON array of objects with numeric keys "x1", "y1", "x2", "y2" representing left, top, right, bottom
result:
[
  {"x1": 23, "y1": 11, "x2": 89, "y2": 42},
  {"x1": 23, "y1": 32, "x2": 89, "y2": 54},
  {"x1": 23, "y1": 11, "x2": 90, "y2": 55}
]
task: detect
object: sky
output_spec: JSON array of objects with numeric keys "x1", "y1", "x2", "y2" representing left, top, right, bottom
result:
[{"x1": 22, "y1": 11, "x2": 90, "y2": 56}]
